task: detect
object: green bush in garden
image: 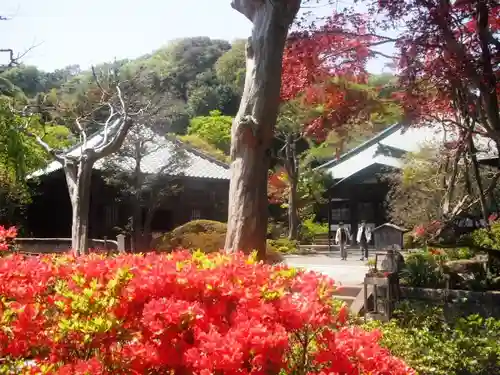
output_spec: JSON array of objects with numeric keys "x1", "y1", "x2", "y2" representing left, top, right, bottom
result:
[
  {"x1": 153, "y1": 220, "x2": 227, "y2": 253},
  {"x1": 400, "y1": 247, "x2": 484, "y2": 289},
  {"x1": 267, "y1": 238, "x2": 298, "y2": 254},
  {"x1": 365, "y1": 301, "x2": 500, "y2": 375},
  {"x1": 300, "y1": 216, "x2": 329, "y2": 243},
  {"x1": 152, "y1": 220, "x2": 287, "y2": 262},
  {"x1": 471, "y1": 221, "x2": 500, "y2": 250},
  {"x1": 400, "y1": 251, "x2": 447, "y2": 288}
]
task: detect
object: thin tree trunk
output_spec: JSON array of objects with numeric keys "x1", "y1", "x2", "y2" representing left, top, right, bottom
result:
[
  {"x1": 131, "y1": 198, "x2": 143, "y2": 252},
  {"x1": 285, "y1": 135, "x2": 300, "y2": 240},
  {"x1": 288, "y1": 175, "x2": 300, "y2": 240},
  {"x1": 468, "y1": 135, "x2": 489, "y2": 223},
  {"x1": 225, "y1": 0, "x2": 300, "y2": 257},
  {"x1": 66, "y1": 159, "x2": 92, "y2": 255},
  {"x1": 132, "y1": 140, "x2": 145, "y2": 252}
]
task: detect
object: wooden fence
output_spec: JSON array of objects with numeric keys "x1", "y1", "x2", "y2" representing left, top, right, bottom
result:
[{"x1": 14, "y1": 235, "x2": 128, "y2": 255}]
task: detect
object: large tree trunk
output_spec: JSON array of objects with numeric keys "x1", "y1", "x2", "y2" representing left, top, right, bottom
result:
[
  {"x1": 65, "y1": 158, "x2": 93, "y2": 256},
  {"x1": 225, "y1": 0, "x2": 301, "y2": 257}
]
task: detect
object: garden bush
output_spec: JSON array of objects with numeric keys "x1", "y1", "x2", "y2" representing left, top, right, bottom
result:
[
  {"x1": 400, "y1": 251, "x2": 447, "y2": 288},
  {"x1": 471, "y1": 220, "x2": 500, "y2": 250},
  {"x1": 402, "y1": 233, "x2": 421, "y2": 249},
  {"x1": 299, "y1": 216, "x2": 329, "y2": 244},
  {"x1": 0, "y1": 251, "x2": 414, "y2": 374},
  {"x1": 366, "y1": 301, "x2": 500, "y2": 375},
  {"x1": 153, "y1": 220, "x2": 227, "y2": 253},
  {"x1": 266, "y1": 238, "x2": 298, "y2": 254},
  {"x1": 155, "y1": 220, "x2": 290, "y2": 261},
  {"x1": 401, "y1": 248, "x2": 492, "y2": 290}
]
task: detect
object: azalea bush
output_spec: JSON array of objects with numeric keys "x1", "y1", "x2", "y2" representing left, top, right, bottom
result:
[{"x1": 0, "y1": 250, "x2": 414, "y2": 374}]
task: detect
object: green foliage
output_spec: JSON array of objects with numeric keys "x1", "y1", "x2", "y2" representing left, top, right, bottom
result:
[
  {"x1": 154, "y1": 220, "x2": 285, "y2": 263},
  {"x1": 471, "y1": 222, "x2": 500, "y2": 250},
  {"x1": 0, "y1": 98, "x2": 71, "y2": 221},
  {"x1": 214, "y1": 39, "x2": 246, "y2": 93},
  {"x1": 187, "y1": 110, "x2": 232, "y2": 153},
  {"x1": 296, "y1": 167, "x2": 332, "y2": 217},
  {"x1": 366, "y1": 302, "x2": 500, "y2": 375},
  {"x1": 403, "y1": 233, "x2": 418, "y2": 249},
  {"x1": 178, "y1": 134, "x2": 230, "y2": 163},
  {"x1": 267, "y1": 220, "x2": 288, "y2": 239},
  {"x1": 445, "y1": 247, "x2": 477, "y2": 261},
  {"x1": 300, "y1": 216, "x2": 329, "y2": 243},
  {"x1": 267, "y1": 238, "x2": 298, "y2": 254},
  {"x1": 400, "y1": 251, "x2": 447, "y2": 288},
  {"x1": 154, "y1": 220, "x2": 227, "y2": 253}
]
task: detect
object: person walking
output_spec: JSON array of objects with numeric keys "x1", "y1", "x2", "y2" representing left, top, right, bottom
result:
[
  {"x1": 335, "y1": 222, "x2": 350, "y2": 260},
  {"x1": 357, "y1": 220, "x2": 372, "y2": 261}
]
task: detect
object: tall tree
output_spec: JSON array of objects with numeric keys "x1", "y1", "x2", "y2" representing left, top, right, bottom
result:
[
  {"x1": 214, "y1": 39, "x2": 247, "y2": 94},
  {"x1": 373, "y1": 0, "x2": 499, "y2": 222},
  {"x1": 224, "y1": 0, "x2": 301, "y2": 257},
  {"x1": 24, "y1": 74, "x2": 147, "y2": 255}
]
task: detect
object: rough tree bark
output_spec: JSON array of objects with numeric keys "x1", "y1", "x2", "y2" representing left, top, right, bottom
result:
[
  {"x1": 65, "y1": 157, "x2": 93, "y2": 254},
  {"x1": 225, "y1": 0, "x2": 301, "y2": 257},
  {"x1": 285, "y1": 135, "x2": 300, "y2": 240}
]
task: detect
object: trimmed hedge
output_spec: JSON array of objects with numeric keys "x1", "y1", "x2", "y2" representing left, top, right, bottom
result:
[
  {"x1": 153, "y1": 220, "x2": 227, "y2": 253},
  {"x1": 152, "y1": 220, "x2": 288, "y2": 263}
]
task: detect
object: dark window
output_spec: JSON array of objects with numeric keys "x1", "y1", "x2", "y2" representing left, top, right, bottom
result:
[
  {"x1": 105, "y1": 205, "x2": 118, "y2": 228},
  {"x1": 331, "y1": 201, "x2": 350, "y2": 221},
  {"x1": 357, "y1": 202, "x2": 375, "y2": 222}
]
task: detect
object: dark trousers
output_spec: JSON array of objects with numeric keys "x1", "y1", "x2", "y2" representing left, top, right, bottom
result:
[{"x1": 360, "y1": 239, "x2": 368, "y2": 259}]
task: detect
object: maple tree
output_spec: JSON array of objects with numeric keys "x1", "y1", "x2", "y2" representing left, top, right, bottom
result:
[
  {"x1": 281, "y1": 10, "x2": 400, "y2": 140},
  {"x1": 373, "y1": 0, "x2": 499, "y2": 223},
  {"x1": 267, "y1": 7, "x2": 402, "y2": 240}
]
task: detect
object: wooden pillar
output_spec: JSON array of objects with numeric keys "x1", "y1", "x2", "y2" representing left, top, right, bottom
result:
[
  {"x1": 327, "y1": 193, "x2": 332, "y2": 252},
  {"x1": 350, "y1": 194, "x2": 358, "y2": 238}
]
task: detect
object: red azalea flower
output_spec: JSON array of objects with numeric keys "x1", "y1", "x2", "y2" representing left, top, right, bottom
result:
[{"x1": 0, "y1": 251, "x2": 415, "y2": 374}]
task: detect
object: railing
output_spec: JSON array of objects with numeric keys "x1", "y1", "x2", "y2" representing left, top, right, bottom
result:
[{"x1": 14, "y1": 235, "x2": 127, "y2": 255}]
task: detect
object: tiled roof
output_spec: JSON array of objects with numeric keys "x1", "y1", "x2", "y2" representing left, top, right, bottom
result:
[
  {"x1": 317, "y1": 122, "x2": 497, "y2": 182},
  {"x1": 29, "y1": 125, "x2": 230, "y2": 180}
]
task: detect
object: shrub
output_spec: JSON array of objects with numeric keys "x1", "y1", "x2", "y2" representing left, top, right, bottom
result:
[
  {"x1": 153, "y1": 220, "x2": 227, "y2": 253},
  {"x1": 267, "y1": 238, "x2": 298, "y2": 254},
  {"x1": 471, "y1": 221, "x2": 500, "y2": 249},
  {"x1": 400, "y1": 250, "x2": 447, "y2": 288},
  {"x1": 444, "y1": 246, "x2": 476, "y2": 260},
  {"x1": 155, "y1": 221, "x2": 287, "y2": 264},
  {"x1": 0, "y1": 251, "x2": 414, "y2": 374},
  {"x1": 300, "y1": 216, "x2": 329, "y2": 244},
  {"x1": 402, "y1": 232, "x2": 420, "y2": 249},
  {"x1": 365, "y1": 301, "x2": 500, "y2": 375}
]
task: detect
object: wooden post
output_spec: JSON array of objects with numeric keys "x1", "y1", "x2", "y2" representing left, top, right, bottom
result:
[
  {"x1": 116, "y1": 234, "x2": 126, "y2": 253},
  {"x1": 327, "y1": 195, "x2": 332, "y2": 252}
]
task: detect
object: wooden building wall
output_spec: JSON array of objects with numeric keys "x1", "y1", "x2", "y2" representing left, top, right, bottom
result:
[
  {"x1": 25, "y1": 170, "x2": 229, "y2": 239},
  {"x1": 320, "y1": 164, "x2": 393, "y2": 241}
]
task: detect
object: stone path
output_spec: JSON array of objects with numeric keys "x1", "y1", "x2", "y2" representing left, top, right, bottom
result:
[{"x1": 284, "y1": 251, "x2": 370, "y2": 286}]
